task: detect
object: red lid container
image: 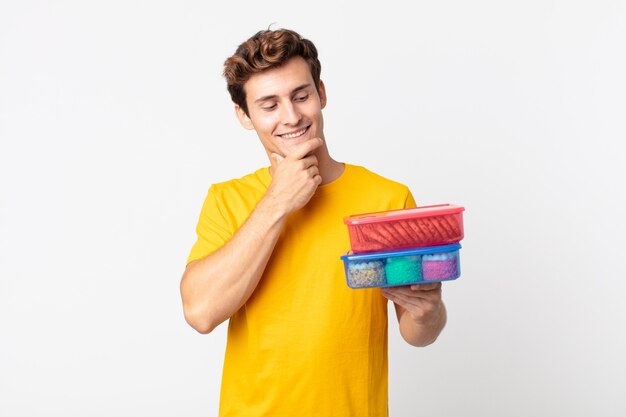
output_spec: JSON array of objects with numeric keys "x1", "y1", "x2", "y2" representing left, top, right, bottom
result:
[{"x1": 343, "y1": 204, "x2": 465, "y2": 253}]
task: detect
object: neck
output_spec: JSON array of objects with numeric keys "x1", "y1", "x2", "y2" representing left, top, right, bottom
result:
[{"x1": 315, "y1": 150, "x2": 344, "y2": 185}]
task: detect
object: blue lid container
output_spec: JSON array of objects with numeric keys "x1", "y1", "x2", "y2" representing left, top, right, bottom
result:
[{"x1": 340, "y1": 243, "x2": 461, "y2": 289}]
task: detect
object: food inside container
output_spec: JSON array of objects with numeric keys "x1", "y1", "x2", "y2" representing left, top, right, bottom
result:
[
  {"x1": 343, "y1": 204, "x2": 465, "y2": 253},
  {"x1": 340, "y1": 243, "x2": 461, "y2": 289}
]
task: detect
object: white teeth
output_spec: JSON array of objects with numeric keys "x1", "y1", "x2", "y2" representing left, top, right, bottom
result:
[{"x1": 281, "y1": 128, "x2": 307, "y2": 139}]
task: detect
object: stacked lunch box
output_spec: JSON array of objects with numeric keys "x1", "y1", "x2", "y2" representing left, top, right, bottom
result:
[{"x1": 340, "y1": 204, "x2": 465, "y2": 289}]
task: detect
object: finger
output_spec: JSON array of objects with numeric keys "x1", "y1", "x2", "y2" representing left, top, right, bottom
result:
[
  {"x1": 410, "y1": 282, "x2": 442, "y2": 291},
  {"x1": 300, "y1": 154, "x2": 318, "y2": 169},
  {"x1": 307, "y1": 164, "x2": 320, "y2": 177},
  {"x1": 287, "y1": 137, "x2": 324, "y2": 160},
  {"x1": 383, "y1": 286, "x2": 441, "y2": 302},
  {"x1": 384, "y1": 283, "x2": 440, "y2": 295},
  {"x1": 382, "y1": 289, "x2": 439, "y2": 313},
  {"x1": 381, "y1": 289, "x2": 424, "y2": 310}
]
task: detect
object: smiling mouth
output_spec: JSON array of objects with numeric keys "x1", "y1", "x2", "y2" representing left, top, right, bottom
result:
[{"x1": 279, "y1": 126, "x2": 308, "y2": 139}]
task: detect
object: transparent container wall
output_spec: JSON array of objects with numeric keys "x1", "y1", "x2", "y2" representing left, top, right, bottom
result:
[
  {"x1": 343, "y1": 248, "x2": 460, "y2": 289},
  {"x1": 347, "y1": 212, "x2": 464, "y2": 253}
]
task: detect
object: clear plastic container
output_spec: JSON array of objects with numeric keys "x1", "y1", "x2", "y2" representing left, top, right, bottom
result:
[
  {"x1": 343, "y1": 204, "x2": 464, "y2": 253},
  {"x1": 340, "y1": 243, "x2": 461, "y2": 289}
]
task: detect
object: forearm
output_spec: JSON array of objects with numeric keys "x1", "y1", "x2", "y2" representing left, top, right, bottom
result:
[
  {"x1": 396, "y1": 302, "x2": 447, "y2": 347},
  {"x1": 180, "y1": 195, "x2": 287, "y2": 334},
  {"x1": 181, "y1": 138, "x2": 325, "y2": 334}
]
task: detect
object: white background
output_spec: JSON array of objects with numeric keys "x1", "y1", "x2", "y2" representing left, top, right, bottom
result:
[{"x1": 1, "y1": 1, "x2": 625, "y2": 416}]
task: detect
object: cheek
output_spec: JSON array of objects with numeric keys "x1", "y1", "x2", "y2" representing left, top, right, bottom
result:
[
  {"x1": 310, "y1": 108, "x2": 324, "y2": 129},
  {"x1": 305, "y1": 102, "x2": 324, "y2": 121},
  {"x1": 251, "y1": 114, "x2": 278, "y2": 134}
]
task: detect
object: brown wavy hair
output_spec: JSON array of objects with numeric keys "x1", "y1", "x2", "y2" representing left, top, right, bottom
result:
[{"x1": 223, "y1": 28, "x2": 322, "y2": 116}]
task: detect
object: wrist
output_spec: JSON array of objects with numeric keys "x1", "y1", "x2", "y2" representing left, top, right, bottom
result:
[
  {"x1": 414, "y1": 302, "x2": 446, "y2": 326},
  {"x1": 256, "y1": 192, "x2": 290, "y2": 223}
]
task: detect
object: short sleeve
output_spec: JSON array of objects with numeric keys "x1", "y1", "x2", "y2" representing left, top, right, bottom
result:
[
  {"x1": 404, "y1": 188, "x2": 417, "y2": 209},
  {"x1": 186, "y1": 186, "x2": 234, "y2": 265}
]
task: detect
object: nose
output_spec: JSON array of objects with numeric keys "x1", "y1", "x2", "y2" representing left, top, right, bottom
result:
[{"x1": 281, "y1": 102, "x2": 301, "y2": 126}]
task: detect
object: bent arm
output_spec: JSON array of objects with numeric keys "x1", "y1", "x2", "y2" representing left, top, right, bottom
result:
[
  {"x1": 180, "y1": 195, "x2": 287, "y2": 334},
  {"x1": 180, "y1": 138, "x2": 324, "y2": 334}
]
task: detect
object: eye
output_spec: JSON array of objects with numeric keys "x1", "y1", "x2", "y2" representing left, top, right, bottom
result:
[
  {"x1": 294, "y1": 93, "x2": 309, "y2": 102},
  {"x1": 261, "y1": 103, "x2": 277, "y2": 111}
]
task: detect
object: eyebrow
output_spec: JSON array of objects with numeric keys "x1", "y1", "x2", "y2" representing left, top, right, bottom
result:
[{"x1": 253, "y1": 83, "x2": 311, "y2": 104}]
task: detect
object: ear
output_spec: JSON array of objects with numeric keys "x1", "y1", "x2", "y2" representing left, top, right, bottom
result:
[
  {"x1": 319, "y1": 80, "x2": 327, "y2": 109},
  {"x1": 235, "y1": 105, "x2": 255, "y2": 130}
]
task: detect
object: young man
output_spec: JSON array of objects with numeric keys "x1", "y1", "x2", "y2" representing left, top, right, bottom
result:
[{"x1": 180, "y1": 28, "x2": 446, "y2": 416}]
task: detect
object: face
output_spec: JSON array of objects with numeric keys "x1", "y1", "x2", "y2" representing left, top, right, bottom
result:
[{"x1": 235, "y1": 56, "x2": 327, "y2": 159}]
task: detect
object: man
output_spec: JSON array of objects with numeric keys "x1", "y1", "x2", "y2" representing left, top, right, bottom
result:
[{"x1": 180, "y1": 28, "x2": 446, "y2": 416}]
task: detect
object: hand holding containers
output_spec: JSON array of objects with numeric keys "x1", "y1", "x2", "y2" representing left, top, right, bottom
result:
[
  {"x1": 343, "y1": 204, "x2": 464, "y2": 253},
  {"x1": 341, "y1": 204, "x2": 465, "y2": 288}
]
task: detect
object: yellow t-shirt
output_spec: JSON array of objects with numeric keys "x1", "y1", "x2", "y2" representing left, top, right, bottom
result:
[{"x1": 188, "y1": 164, "x2": 416, "y2": 417}]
